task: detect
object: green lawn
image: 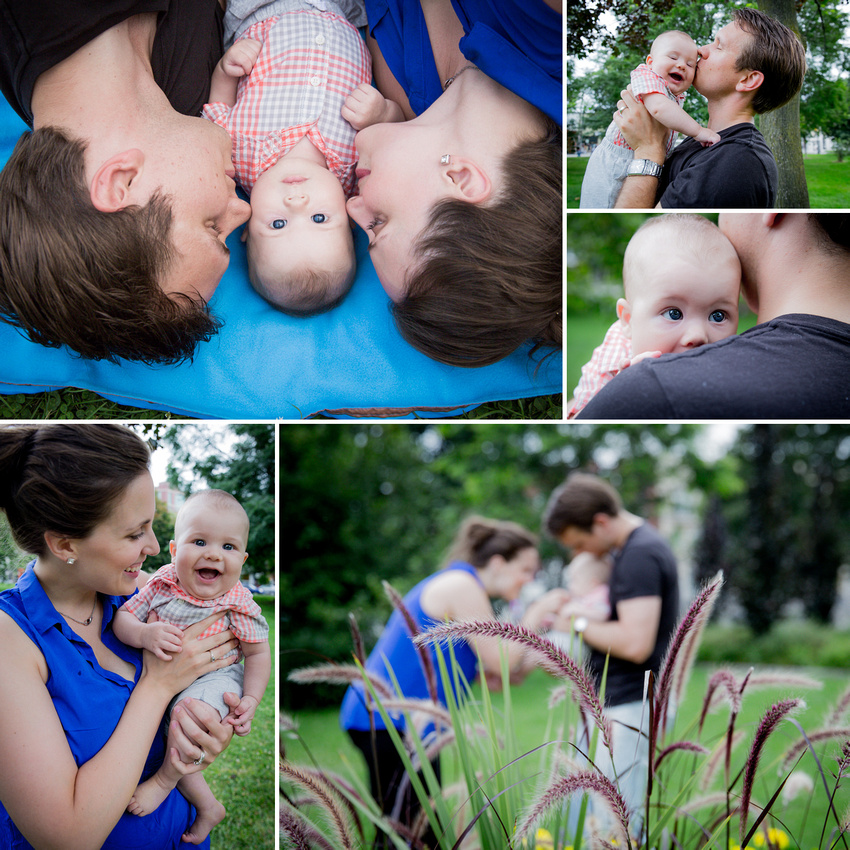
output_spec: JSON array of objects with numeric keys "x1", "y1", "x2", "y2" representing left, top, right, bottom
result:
[
  {"x1": 285, "y1": 660, "x2": 850, "y2": 848},
  {"x1": 206, "y1": 594, "x2": 276, "y2": 849},
  {"x1": 566, "y1": 152, "x2": 850, "y2": 208}
]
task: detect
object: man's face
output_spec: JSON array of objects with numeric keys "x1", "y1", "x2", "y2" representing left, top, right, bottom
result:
[
  {"x1": 694, "y1": 21, "x2": 752, "y2": 99},
  {"x1": 148, "y1": 117, "x2": 252, "y2": 303},
  {"x1": 558, "y1": 522, "x2": 612, "y2": 558}
]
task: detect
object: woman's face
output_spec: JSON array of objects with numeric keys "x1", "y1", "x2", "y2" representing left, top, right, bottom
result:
[
  {"x1": 493, "y1": 546, "x2": 540, "y2": 602},
  {"x1": 346, "y1": 122, "x2": 452, "y2": 302},
  {"x1": 67, "y1": 472, "x2": 160, "y2": 596}
]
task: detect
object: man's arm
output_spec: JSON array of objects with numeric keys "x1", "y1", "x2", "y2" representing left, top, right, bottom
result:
[
  {"x1": 579, "y1": 596, "x2": 662, "y2": 665},
  {"x1": 612, "y1": 88, "x2": 667, "y2": 209}
]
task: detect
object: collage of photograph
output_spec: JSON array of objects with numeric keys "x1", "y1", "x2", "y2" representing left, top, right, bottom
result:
[{"x1": 1, "y1": 1, "x2": 850, "y2": 849}]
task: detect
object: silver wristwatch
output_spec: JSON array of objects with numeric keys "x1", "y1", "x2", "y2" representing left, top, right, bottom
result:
[{"x1": 627, "y1": 159, "x2": 663, "y2": 178}]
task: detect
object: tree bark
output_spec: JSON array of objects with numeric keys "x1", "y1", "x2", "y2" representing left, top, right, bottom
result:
[{"x1": 758, "y1": 0, "x2": 810, "y2": 208}]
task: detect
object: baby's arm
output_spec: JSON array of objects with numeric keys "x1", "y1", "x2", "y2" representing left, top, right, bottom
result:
[
  {"x1": 209, "y1": 38, "x2": 263, "y2": 107},
  {"x1": 641, "y1": 92, "x2": 721, "y2": 146},
  {"x1": 113, "y1": 607, "x2": 184, "y2": 661},
  {"x1": 227, "y1": 641, "x2": 271, "y2": 736},
  {"x1": 342, "y1": 83, "x2": 405, "y2": 130}
]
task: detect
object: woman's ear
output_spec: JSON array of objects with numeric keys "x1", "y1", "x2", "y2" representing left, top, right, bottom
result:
[
  {"x1": 89, "y1": 149, "x2": 145, "y2": 212},
  {"x1": 616, "y1": 297, "x2": 633, "y2": 336},
  {"x1": 443, "y1": 156, "x2": 492, "y2": 204},
  {"x1": 43, "y1": 531, "x2": 76, "y2": 563}
]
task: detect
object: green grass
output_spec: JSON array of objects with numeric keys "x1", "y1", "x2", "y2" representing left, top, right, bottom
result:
[
  {"x1": 285, "y1": 660, "x2": 850, "y2": 848},
  {"x1": 566, "y1": 151, "x2": 850, "y2": 208},
  {"x1": 206, "y1": 595, "x2": 276, "y2": 849},
  {"x1": 0, "y1": 387, "x2": 562, "y2": 420}
]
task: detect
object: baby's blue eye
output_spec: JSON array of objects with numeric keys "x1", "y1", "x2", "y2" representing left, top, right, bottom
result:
[
  {"x1": 193, "y1": 539, "x2": 206, "y2": 547},
  {"x1": 311, "y1": 214, "x2": 327, "y2": 223},
  {"x1": 709, "y1": 310, "x2": 727, "y2": 323},
  {"x1": 223, "y1": 543, "x2": 234, "y2": 550},
  {"x1": 271, "y1": 219, "x2": 286, "y2": 229},
  {"x1": 663, "y1": 308, "x2": 684, "y2": 321}
]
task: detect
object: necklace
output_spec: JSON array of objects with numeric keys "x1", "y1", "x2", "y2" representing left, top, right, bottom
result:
[
  {"x1": 57, "y1": 596, "x2": 97, "y2": 627},
  {"x1": 443, "y1": 64, "x2": 480, "y2": 90}
]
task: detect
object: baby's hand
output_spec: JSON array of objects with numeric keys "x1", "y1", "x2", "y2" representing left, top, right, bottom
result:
[
  {"x1": 695, "y1": 127, "x2": 721, "y2": 147},
  {"x1": 143, "y1": 621, "x2": 184, "y2": 660},
  {"x1": 342, "y1": 83, "x2": 402, "y2": 130},
  {"x1": 219, "y1": 37, "x2": 263, "y2": 79},
  {"x1": 226, "y1": 695, "x2": 259, "y2": 736},
  {"x1": 619, "y1": 350, "x2": 662, "y2": 370}
]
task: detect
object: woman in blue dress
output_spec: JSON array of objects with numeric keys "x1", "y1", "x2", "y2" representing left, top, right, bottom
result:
[
  {"x1": 345, "y1": 0, "x2": 562, "y2": 368},
  {"x1": 340, "y1": 515, "x2": 569, "y2": 840},
  {"x1": 0, "y1": 424, "x2": 239, "y2": 849}
]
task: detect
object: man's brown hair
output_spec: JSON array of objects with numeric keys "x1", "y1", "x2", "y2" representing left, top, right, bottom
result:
[
  {"x1": 543, "y1": 473, "x2": 623, "y2": 536},
  {"x1": 391, "y1": 120, "x2": 562, "y2": 368},
  {"x1": 0, "y1": 127, "x2": 222, "y2": 363},
  {"x1": 733, "y1": 8, "x2": 806, "y2": 115}
]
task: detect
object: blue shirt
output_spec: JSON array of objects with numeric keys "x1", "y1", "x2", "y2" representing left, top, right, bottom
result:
[
  {"x1": 0, "y1": 565, "x2": 209, "y2": 849},
  {"x1": 340, "y1": 561, "x2": 482, "y2": 732},
  {"x1": 365, "y1": 0, "x2": 562, "y2": 124}
]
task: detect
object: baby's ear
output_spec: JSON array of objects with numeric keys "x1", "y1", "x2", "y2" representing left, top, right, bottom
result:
[{"x1": 616, "y1": 297, "x2": 633, "y2": 336}]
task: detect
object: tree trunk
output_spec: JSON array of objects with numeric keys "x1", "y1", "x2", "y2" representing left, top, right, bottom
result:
[{"x1": 758, "y1": 0, "x2": 810, "y2": 207}]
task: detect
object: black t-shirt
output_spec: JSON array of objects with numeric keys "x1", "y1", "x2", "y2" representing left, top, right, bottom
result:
[
  {"x1": 577, "y1": 314, "x2": 850, "y2": 420},
  {"x1": 0, "y1": 0, "x2": 224, "y2": 126},
  {"x1": 588, "y1": 523, "x2": 679, "y2": 707},
  {"x1": 657, "y1": 122, "x2": 777, "y2": 208}
]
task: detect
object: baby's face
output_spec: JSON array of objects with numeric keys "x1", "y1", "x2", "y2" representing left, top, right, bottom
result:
[
  {"x1": 621, "y1": 253, "x2": 740, "y2": 357},
  {"x1": 247, "y1": 157, "x2": 353, "y2": 291},
  {"x1": 170, "y1": 501, "x2": 249, "y2": 601},
  {"x1": 648, "y1": 32, "x2": 699, "y2": 95}
]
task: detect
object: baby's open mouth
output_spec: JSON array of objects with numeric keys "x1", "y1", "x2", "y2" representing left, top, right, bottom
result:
[
  {"x1": 669, "y1": 71, "x2": 684, "y2": 83},
  {"x1": 197, "y1": 568, "x2": 221, "y2": 580}
]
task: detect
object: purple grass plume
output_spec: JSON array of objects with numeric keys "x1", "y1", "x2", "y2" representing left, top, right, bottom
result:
[
  {"x1": 280, "y1": 803, "x2": 336, "y2": 850},
  {"x1": 655, "y1": 571, "x2": 724, "y2": 736},
  {"x1": 280, "y1": 762, "x2": 357, "y2": 850},
  {"x1": 740, "y1": 699, "x2": 803, "y2": 841},
  {"x1": 415, "y1": 618, "x2": 613, "y2": 755},
  {"x1": 780, "y1": 728, "x2": 850, "y2": 773},
  {"x1": 288, "y1": 663, "x2": 395, "y2": 701},
  {"x1": 654, "y1": 740, "x2": 710, "y2": 773},
  {"x1": 516, "y1": 770, "x2": 631, "y2": 848}
]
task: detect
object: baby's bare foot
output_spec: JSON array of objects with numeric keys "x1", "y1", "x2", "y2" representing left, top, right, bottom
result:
[
  {"x1": 182, "y1": 800, "x2": 226, "y2": 844},
  {"x1": 127, "y1": 771, "x2": 176, "y2": 817}
]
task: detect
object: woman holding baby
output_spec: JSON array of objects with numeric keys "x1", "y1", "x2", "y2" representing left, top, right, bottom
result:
[
  {"x1": 0, "y1": 424, "x2": 237, "y2": 848},
  {"x1": 347, "y1": 0, "x2": 563, "y2": 367}
]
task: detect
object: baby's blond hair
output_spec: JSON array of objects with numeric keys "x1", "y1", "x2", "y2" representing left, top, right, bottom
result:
[{"x1": 622, "y1": 215, "x2": 739, "y2": 301}]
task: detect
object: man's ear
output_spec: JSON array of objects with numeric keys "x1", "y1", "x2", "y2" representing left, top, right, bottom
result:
[
  {"x1": 90, "y1": 149, "x2": 145, "y2": 212},
  {"x1": 443, "y1": 157, "x2": 492, "y2": 204},
  {"x1": 616, "y1": 297, "x2": 633, "y2": 336},
  {"x1": 736, "y1": 69, "x2": 764, "y2": 96}
]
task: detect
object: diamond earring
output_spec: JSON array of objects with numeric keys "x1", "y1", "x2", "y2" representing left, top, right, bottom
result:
[
  {"x1": 440, "y1": 154, "x2": 451, "y2": 165},
  {"x1": 67, "y1": 558, "x2": 76, "y2": 565}
]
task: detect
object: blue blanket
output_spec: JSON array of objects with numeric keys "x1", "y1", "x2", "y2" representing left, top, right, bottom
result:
[{"x1": 0, "y1": 98, "x2": 561, "y2": 418}]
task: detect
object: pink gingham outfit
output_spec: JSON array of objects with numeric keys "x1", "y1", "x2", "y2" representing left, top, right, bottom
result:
[
  {"x1": 122, "y1": 563, "x2": 269, "y2": 651},
  {"x1": 202, "y1": 9, "x2": 371, "y2": 196},
  {"x1": 568, "y1": 320, "x2": 631, "y2": 418}
]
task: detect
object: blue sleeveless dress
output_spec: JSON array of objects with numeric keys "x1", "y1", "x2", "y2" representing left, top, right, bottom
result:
[
  {"x1": 364, "y1": 0, "x2": 562, "y2": 123},
  {"x1": 340, "y1": 561, "x2": 482, "y2": 733},
  {"x1": 0, "y1": 565, "x2": 209, "y2": 849}
]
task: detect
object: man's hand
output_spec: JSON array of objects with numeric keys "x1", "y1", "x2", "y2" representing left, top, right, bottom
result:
[{"x1": 613, "y1": 87, "x2": 667, "y2": 164}]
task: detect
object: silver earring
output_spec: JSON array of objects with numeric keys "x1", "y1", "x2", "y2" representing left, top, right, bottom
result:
[
  {"x1": 440, "y1": 154, "x2": 451, "y2": 165},
  {"x1": 67, "y1": 558, "x2": 76, "y2": 565}
]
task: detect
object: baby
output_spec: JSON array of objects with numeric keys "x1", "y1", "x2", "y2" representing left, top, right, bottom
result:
[
  {"x1": 580, "y1": 30, "x2": 720, "y2": 208},
  {"x1": 113, "y1": 490, "x2": 271, "y2": 845},
  {"x1": 203, "y1": 0, "x2": 402, "y2": 315},
  {"x1": 547, "y1": 553, "x2": 612, "y2": 655},
  {"x1": 568, "y1": 215, "x2": 741, "y2": 418}
]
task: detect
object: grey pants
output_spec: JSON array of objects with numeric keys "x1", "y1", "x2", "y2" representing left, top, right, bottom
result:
[
  {"x1": 579, "y1": 136, "x2": 634, "y2": 209},
  {"x1": 167, "y1": 663, "x2": 245, "y2": 721}
]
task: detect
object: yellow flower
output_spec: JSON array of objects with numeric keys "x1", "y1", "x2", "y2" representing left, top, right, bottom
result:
[
  {"x1": 751, "y1": 828, "x2": 789, "y2": 849},
  {"x1": 521, "y1": 829, "x2": 557, "y2": 849}
]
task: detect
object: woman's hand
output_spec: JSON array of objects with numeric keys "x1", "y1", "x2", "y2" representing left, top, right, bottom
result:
[
  {"x1": 141, "y1": 612, "x2": 239, "y2": 698},
  {"x1": 163, "y1": 696, "x2": 235, "y2": 777},
  {"x1": 522, "y1": 588, "x2": 571, "y2": 632}
]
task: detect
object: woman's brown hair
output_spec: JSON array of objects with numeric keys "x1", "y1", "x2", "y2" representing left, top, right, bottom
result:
[
  {"x1": 0, "y1": 424, "x2": 151, "y2": 555},
  {"x1": 392, "y1": 120, "x2": 562, "y2": 368}
]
